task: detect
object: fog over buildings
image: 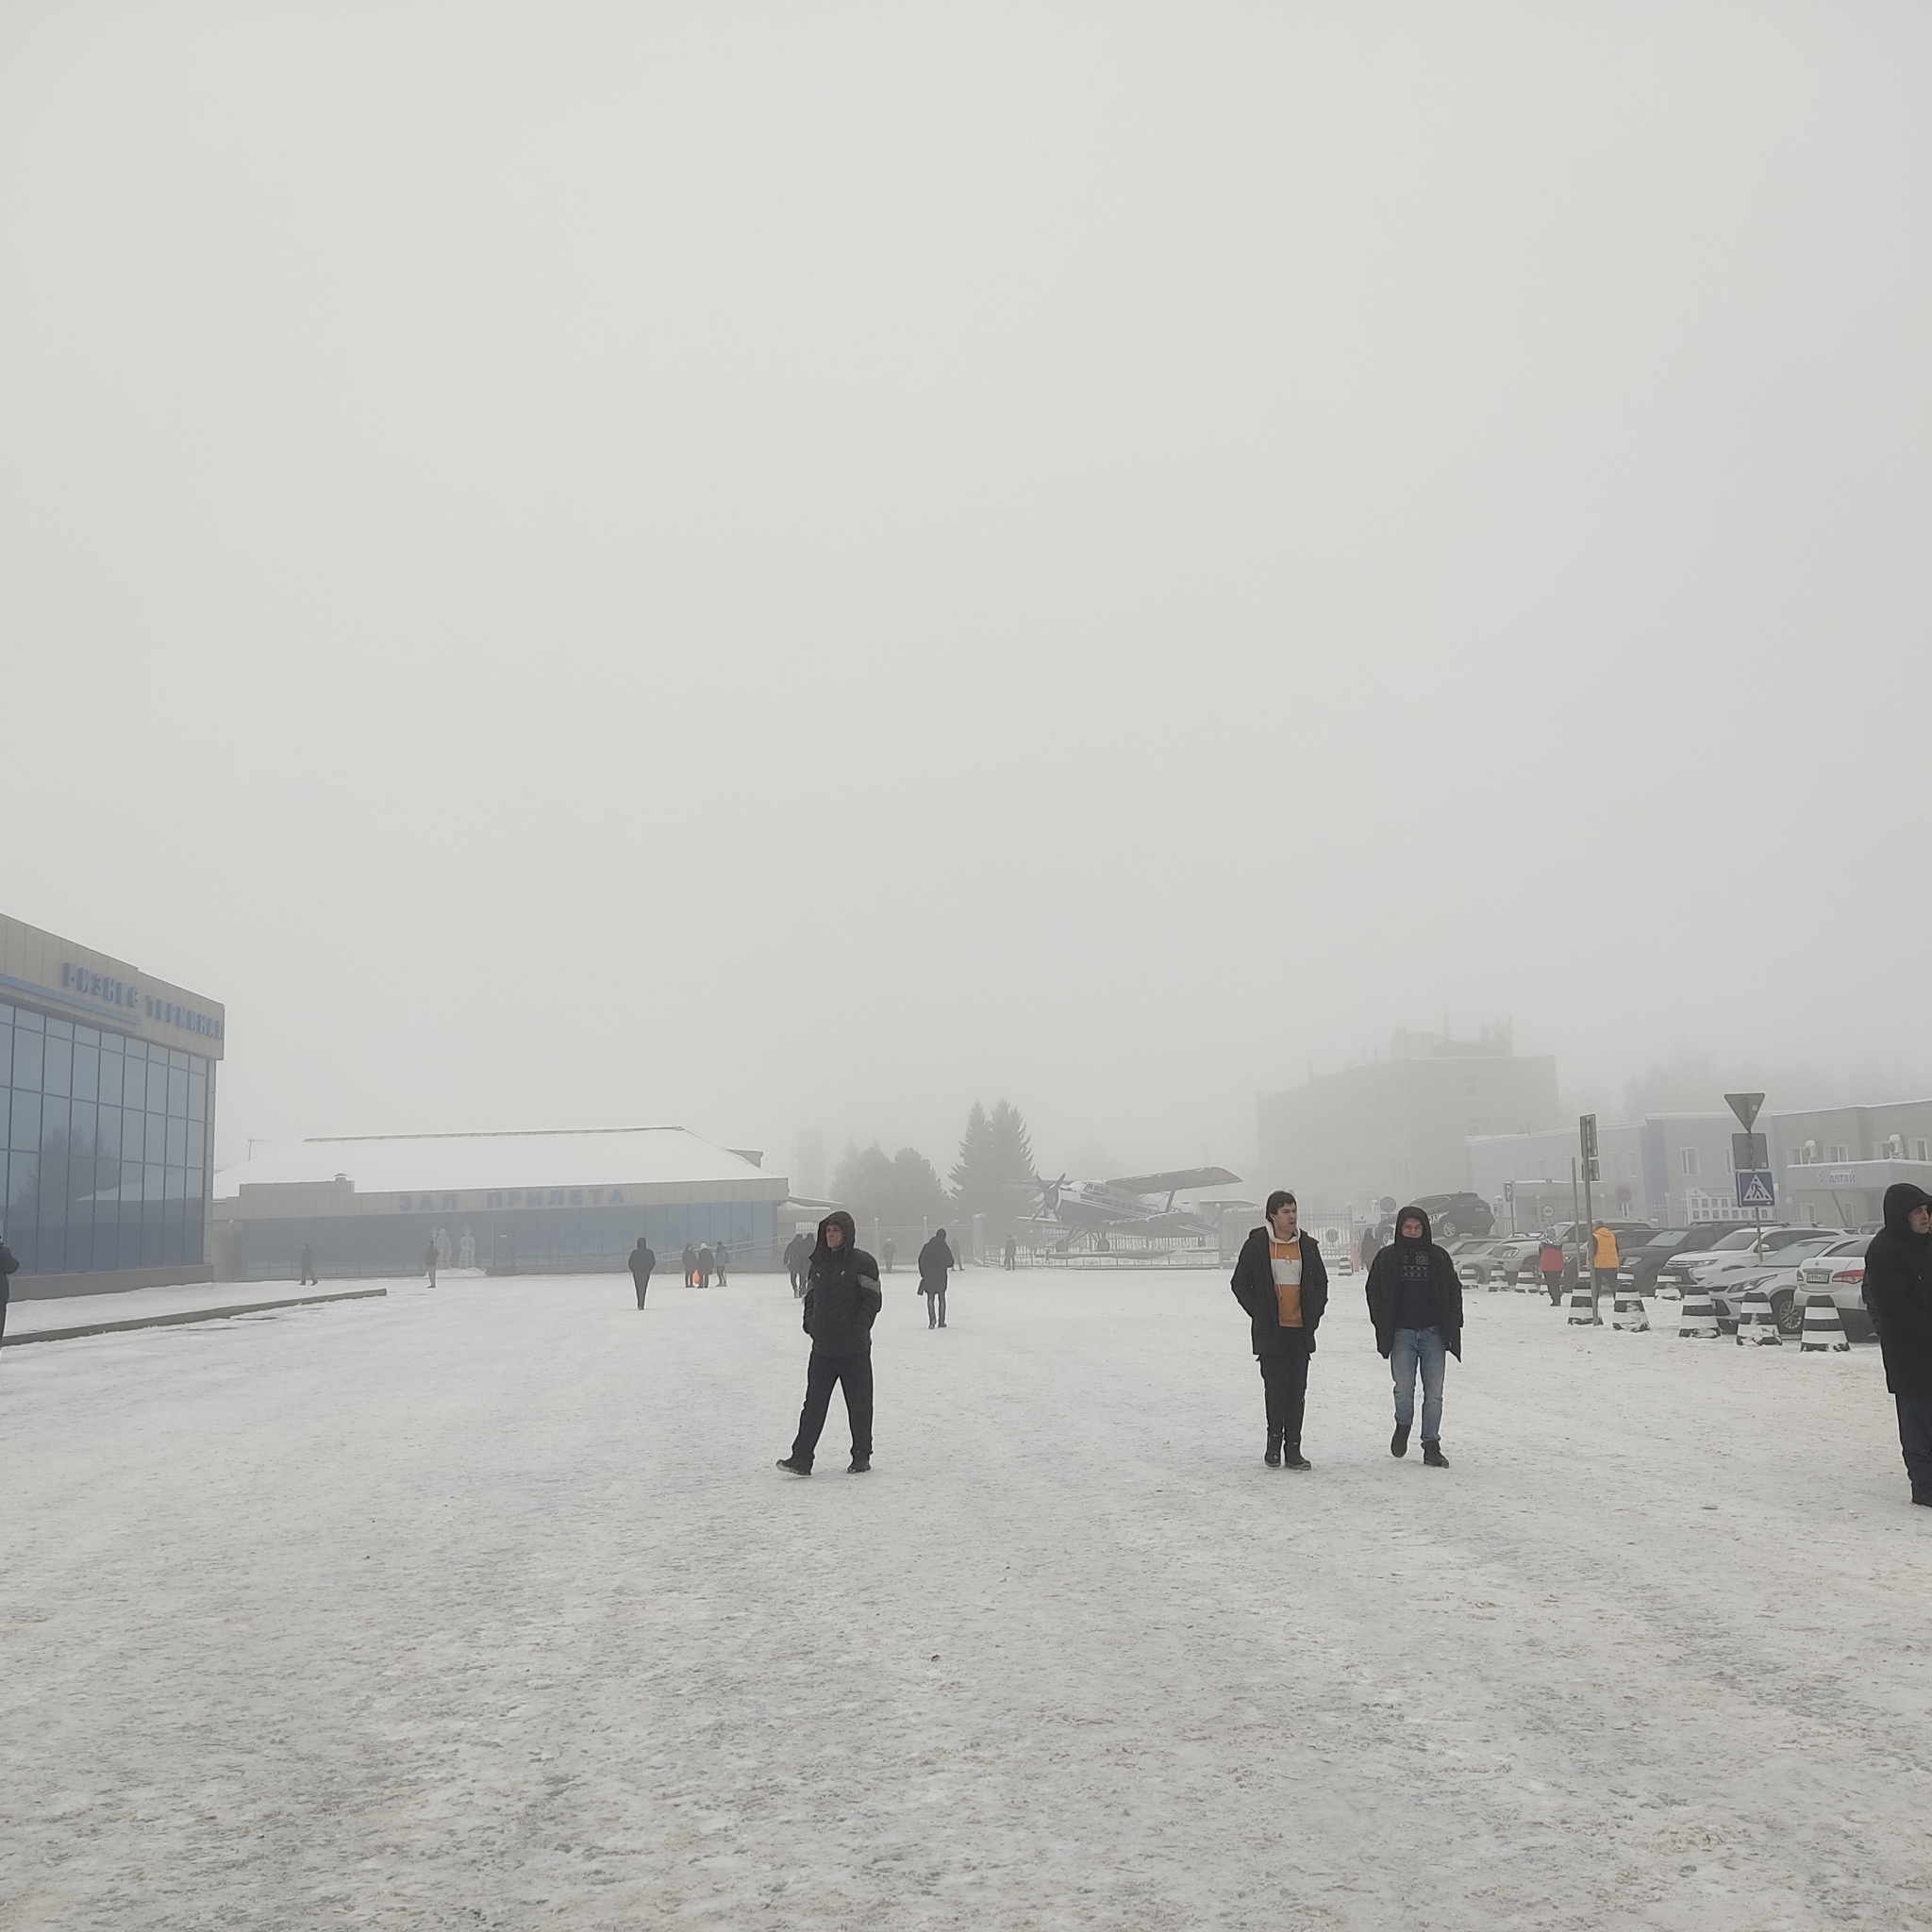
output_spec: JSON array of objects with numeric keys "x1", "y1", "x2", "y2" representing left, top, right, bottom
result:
[{"x1": 5, "y1": 8, "x2": 1929, "y2": 1185}]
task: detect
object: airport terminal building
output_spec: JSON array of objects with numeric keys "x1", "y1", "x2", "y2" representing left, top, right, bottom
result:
[
  {"x1": 212, "y1": 1127, "x2": 789, "y2": 1279},
  {"x1": 2, "y1": 913, "x2": 225, "y2": 1295}
]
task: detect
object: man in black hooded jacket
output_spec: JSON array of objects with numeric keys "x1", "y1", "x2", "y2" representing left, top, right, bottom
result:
[
  {"x1": 1364, "y1": 1204, "x2": 1464, "y2": 1468},
  {"x1": 778, "y1": 1210, "x2": 882, "y2": 1474},
  {"x1": 1862, "y1": 1181, "x2": 1932, "y2": 1506},
  {"x1": 1228, "y1": 1190, "x2": 1329, "y2": 1469}
]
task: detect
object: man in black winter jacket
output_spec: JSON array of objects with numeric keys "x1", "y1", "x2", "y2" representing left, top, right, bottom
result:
[
  {"x1": 627, "y1": 1237, "x2": 656, "y2": 1309},
  {"x1": 1364, "y1": 1205, "x2": 1464, "y2": 1468},
  {"x1": 1862, "y1": 1181, "x2": 1932, "y2": 1506},
  {"x1": 1228, "y1": 1191, "x2": 1329, "y2": 1469},
  {"x1": 778, "y1": 1210, "x2": 883, "y2": 1474},
  {"x1": 917, "y1": 1228, "x2": 958, "y2": 1329}
]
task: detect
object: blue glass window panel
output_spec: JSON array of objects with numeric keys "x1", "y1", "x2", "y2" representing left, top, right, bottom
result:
[
  {"x1": 168, "y1": 1066, "x2": 188, "y2": 1118},
  {"x1": 42, "y1": 1033, "x2": 72, "y2": 1098},
  {"x1": 47, "y1": 1018, "x2": 72, "y2": 1041},
  {"x1": 188, "y1": 1069, "x2": 207, "y2": 1124},
  {"x1": 121, "y1": 1159, "x2": 142, "y2": 1200},
  {"x1": 9, "y1": 1091, "x2": 40, "y2": 1154},
  {"x1": 121, "y1": 1111, "x2": 144, "y2": 1162},
  {"x1": 76, "y1": 1024, "x2": 98, "y2": 1050},
  {"x1": 13, "y1": 1027, "x2": 43, "y2": 1092},
  {"x1": 165, "y1": 1167, "x2": 187, "y2": 1201},
  {"x1": 121, "y1": 1056, "x2": 146, "y2": 1111},
  {"x1": 73, "y1": 1041, "x2": 99, "y2": 1101},
  {"x1": 169, "y1": 1049, "x2": 188, "y2": 1071},
  {"x1": 97, "y1": 1104, "x2": 121, "y2": 1162},
  {"x1": 14, "y1": 1007, "x2": 42, "y2": 1032},
  {"x1": 165, "y1": 1117, "x2": 187, "y2": 1166},
  {"x1": 98, "y1": 1046, "x2": 122, "y2": 1104},
  {"x1": 70, "y1": 1099, "x2": 98, "y2": 1166},
  {"x1": 143, "y1": 1163, "x2": 165, "y2": 1203}
]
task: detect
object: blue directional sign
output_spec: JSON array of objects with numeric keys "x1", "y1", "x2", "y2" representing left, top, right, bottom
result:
[{"x1": 1735, "y1": 1169, "x2": 1776, "y2": 1210}]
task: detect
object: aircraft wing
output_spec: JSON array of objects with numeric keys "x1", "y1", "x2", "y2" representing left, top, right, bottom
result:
[{"x1": 1104, "y1": 1166, "x2": 1242, "y2": 1195}]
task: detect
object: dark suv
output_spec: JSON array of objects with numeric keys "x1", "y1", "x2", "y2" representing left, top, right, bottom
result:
[
  {"x1": 1616, "y1": 1224, "x2": 1755, "y2": 1296},
  {"x1": 1380, "y1": 1192, "x2": 1495, "y2": 1241}
]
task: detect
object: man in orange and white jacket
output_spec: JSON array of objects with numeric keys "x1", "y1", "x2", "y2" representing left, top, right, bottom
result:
[{"x1": 1228, "y1": 1191, "x2": 1330, "y2": 1471}]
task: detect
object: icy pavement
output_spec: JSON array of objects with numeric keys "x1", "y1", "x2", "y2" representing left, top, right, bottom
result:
[
  {"x1": 6, "y1": 1277, "x2": 390, "y2": 1340},
  {"x1": 4, "y1": 1269, "x2": 1929, "y2": 1930}
]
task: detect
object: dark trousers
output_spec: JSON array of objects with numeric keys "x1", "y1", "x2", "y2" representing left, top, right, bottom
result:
[
  {"x1": 300, "y1": 1263, "x2": 318, "y2": 1286},
  {"x1": 1257, "y1": 1347, "x2": 1310, "y2": 1453},
  {"x1": 631, "y1": 1270, "x2": 651, "y2": 1308},
  {"x1": 1896, "y1": 1394, "x2": 1932, "y2": 1499},
  {"x1": 1541, "y1": 1270, "x2": 1564, "y2": 1305},
  {"x1": 791, "y1": 1351, "x2": 874, "y2": 1469},
  {"x1": 924, "y1": 1285, "x2": 946, "y2": 1327}
]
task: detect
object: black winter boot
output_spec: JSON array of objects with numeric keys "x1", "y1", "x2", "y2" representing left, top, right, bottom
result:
[
  {"x1": 1265, "y1": 1439, "x2": 1282, "y2": 1468},
  {"x1": 1283, "y1": 1450, "x2": 1311, "y2": 1472},
  {"x1": 848, "y1": 1456, "x2": 872, "y2": 1474},
  {"x1": 1423, "y1": 1441, "x2": 1449, "y2": 1469},
  {"x1": 1391, "y1": 1423, "x2": 1410, "y2": 1458},
  {"x1": 776, "y1": 1457, "x2": 811, "y2": 1476}
]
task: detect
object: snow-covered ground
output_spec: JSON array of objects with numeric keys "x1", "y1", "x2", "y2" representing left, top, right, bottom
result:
[
  {"x1": 4, "y1": 1267, "x2": 1928, "y2": 1929},
  {"x1": 6, "y1": 1278, "x2": 389, "y2": 1339}
]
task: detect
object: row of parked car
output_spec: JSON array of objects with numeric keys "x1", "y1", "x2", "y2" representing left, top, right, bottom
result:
[{"x1": 1441, "y1": 1221, "x2": 1875, "y2": 1341}]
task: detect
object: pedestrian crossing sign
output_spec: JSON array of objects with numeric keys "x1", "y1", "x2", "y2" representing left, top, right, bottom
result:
[{"x1": 1735, "y1": 1169, "x2": 1776, "y2": 1209}]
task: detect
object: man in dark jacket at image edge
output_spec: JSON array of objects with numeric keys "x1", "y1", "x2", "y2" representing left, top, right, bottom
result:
[
  {"x1": 777, "y1": 1210, "x2": 883, "y2": 1475},
  {"x1": 1862, "y1": 1180, "x2": 1932, "y2": 1507},
  {"x1": 1364, "y1": 1203, "x2": 1464, "y2": 1468},
  {"x1": 1228, "y1": 1190, "x2": 1329, "y2": 1470}
]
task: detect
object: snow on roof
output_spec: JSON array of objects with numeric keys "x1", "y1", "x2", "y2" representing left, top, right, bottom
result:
[{"x1": 214, "y1": 1127, "x2": 781, "y2": 1199}]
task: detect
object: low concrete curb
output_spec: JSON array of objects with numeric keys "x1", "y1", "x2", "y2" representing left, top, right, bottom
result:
[{"x1": 3, "y1": 1287, "x2": 389, "y2": 1347}]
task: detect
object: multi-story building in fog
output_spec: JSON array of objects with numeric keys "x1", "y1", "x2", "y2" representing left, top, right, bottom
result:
[{"x1": 1257, "y1": 1024, "x2": 1559, "y2": 1211}]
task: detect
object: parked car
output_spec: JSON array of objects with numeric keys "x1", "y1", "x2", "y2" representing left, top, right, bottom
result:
[
  {"x1": 1616, "y1": 1225, "x2": 1752, "y2": 1297},
  {"x1": 1694, "y1": 1234, "x2": 1849, "y2": 1332},
  {"x1": 1654, "y1": 1225, "x2": 1829, "y2": 1300},
  {"x1": 1379, "y1": 1192, "x2": 1495, "y2": 1240},
  {"x1": 1790, "y1": 1236, "x2": 1874, "y2": 1341},
  {"x1": 1489, "y1": 1237, "x2": 1547, "y2": 1289},
  {"x1": 1454, "y1": 1237, "x2": 1521, "y2": 1288}
]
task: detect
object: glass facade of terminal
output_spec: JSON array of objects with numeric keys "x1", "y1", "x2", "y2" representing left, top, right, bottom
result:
[
  {"x1": 232, "y1": 1196, "x2": 776, "y2": 1280},
  {"x1": 1, "y1": 1002, "x2": 212, "y2": 1274}
]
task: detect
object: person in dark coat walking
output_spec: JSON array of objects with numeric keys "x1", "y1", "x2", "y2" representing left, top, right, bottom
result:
[
  {"x1": 917, "y1": 1227, "x2": 958, "y2": 1328},
  {"x1": 777, "y1": 1209, "x2": 882, "y2": 1474},
  {"x1": 695, "y1": 1242, "x2": 714, "y2": 1289},
  {"x1": 1862, "y1": 1181, "x2": 1932, "y2": 1506},
  {"x1": 628, "y1": 1236, "x2": 656, "y2": 1309},
  {"x1": 1228, "y1": 1190, "x2": 1330, "y2": 1469},
  {"x1": 714, "y1": 1241, "x2": 729, "y2": 1286},
  {"x1": 0, "y1": 1235, "x2": 18, "y2": 1349},
  {"x1": 784, "y1": 1231, "x2": 809, "y2": 1296},
  {"x1": 681, "y1": 1241, "x2": 698, "y2": 1289},
  {"x1": 299, "y1": 1242, "x2": 318, "y2": 1287},
  {"x1": 1364, "y1": 1204, "x2": 1464, "y2": 1467},
  {"x1": 1003, "y1": 1234, "x2": 1018, "y2": 1270},
  {"x1": 881, "y1": 1236, "x2": 896, "y2": 1274},
  {"x1": 424, "y1": 1240, "x2": 438, "y2": 1289},
  {"x1": 1357, "y1": 1222, "x2": 1382, "y2": 1273}
]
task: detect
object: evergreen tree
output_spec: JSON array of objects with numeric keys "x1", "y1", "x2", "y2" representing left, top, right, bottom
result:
[
  {"x1": 831, "y1": 1141, "x2": 950, "y2": 1230},
  {"x1": 950, "y1": 1098, "x2": 1038, "y2": 1234}
]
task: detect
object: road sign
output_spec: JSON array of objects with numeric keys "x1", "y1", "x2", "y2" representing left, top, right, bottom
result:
[
  {"x1": 1725, "y1": 1091, "x2": 1765, "y2": 1132},
  {"x1": 1735, "y1": 1169, "x2": 1776, "y2": 1209},
  {"x1": 1504, "y1": 1180, "x2": 1515, "y2": 1203},
  {"x1": 1732, "y1": 1131, "x2": 1768, "y2": 1173},
  {"x1": 1579, "y1": 1114, "x2": 1599, "y2": 1159}
]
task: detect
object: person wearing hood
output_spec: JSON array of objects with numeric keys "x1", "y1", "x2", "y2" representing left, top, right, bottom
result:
[
  {"x1": 1861, "y1": 1181, "x2": 1932, "y2": 1507},
  {"x1": 628, "y1": 1236, "x2": 656, "y2": 1309},
  {"x1": 917, "y1": 1227, "x2": 958, "y2": 1329},
  {"x1": 681, "y1": 1241, "x2": 698, "y2": 1289},
  {"x1": 1227, "y1": 1190, "x2": 1330, "y2": 1469},
  {"x1": 777, "y1": 1210, "x2": 883, "y2": 1474},
  {"x1": 1364, "y1": 1204, "x2": 1464, "y2": 1468}
]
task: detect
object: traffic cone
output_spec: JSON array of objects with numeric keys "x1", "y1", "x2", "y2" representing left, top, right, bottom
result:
[
  {"x1": 1735, "y1": 1287, "x2": 1780, "y2": 1346},
  {"x1": 1677, "y1": 1288, "x2": 1720, "y2": 1339},
  {"x1": 1611, "y1": 1287, "x2": 1649, "y2": 1331},
  {"x1": 1799, "y1": 1295, "x2": 1851, "y2": 1353},
  {"x1": 1566, "y1": 1280, "x2": 1595, "y2": 1325}
]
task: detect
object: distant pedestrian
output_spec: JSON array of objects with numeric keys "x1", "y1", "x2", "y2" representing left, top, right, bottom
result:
[
  {"x1": 424, "y1": 1240, "x2": 438, "y2": 1289},
  {"x1": 628, "y1": 1236, "x2": 657, "y2": 1309},
  {"x1": 1364, "y1": 1205, "x2": 1463, "y2": 1468},
  {"x1": 776, "y1": 1210, "x2": 881, "y2": 1475},
  {"x1": 1228, "y1": 1190, "x2": 1329, "y2": 1470},
  {"x1": 0, "y1": 1233, "x2": 18, "y2": 1349},
  {"x1": 1591, "y1": 1222, "x2": 1621, "y2": 1322},
  {"x1": 784, "y1": 1231, "x2": 809, "y2": 1296},
  {"x1": 881, "y1": 1236, "x2": 896, "y2": 1274},
  {"x1": 917, "y1": 1227, "x2": 958, "y2": 1328},
  {"x1": 299, "y1": 1242, "x2": 318, "y2": 1287},
  {"x1": 1861, "y1": 1181, "x2": 1932, "y2": 1507},
  {"x1": 715, "y1": 1241, "x2": 729, "y2": 1287},
  {"x1": 1357, "y1": 1223, "x2": 1382, "y2": 1272},
  {"x1": 697, "y1": 1242, "x2": 715, "y2": 1289},
  {"x1": 1539, "y1": 1234, "x2": 1565, "y2": 1304},
  {"x1": 682, "y1": 1242, "x2": 698, "y2": 1289},
  {"x1": 1003, "y1": 1233, "x2": 1018, "y2": 1271}
]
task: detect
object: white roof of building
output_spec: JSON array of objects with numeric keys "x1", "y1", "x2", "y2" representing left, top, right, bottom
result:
[{"x1": 214, "y1": 1127, "x2": 780, "y2": 1199}]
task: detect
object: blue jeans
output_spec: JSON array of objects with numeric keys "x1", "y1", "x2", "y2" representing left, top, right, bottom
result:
[{"x1": 1391, "y1": 1326, "x2": 1446, "y2": 1444}]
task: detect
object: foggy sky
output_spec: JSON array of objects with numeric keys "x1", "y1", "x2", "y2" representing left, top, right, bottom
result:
[{"x1": 4, "y1": 6, "x2": 1928, "y2": 1183}]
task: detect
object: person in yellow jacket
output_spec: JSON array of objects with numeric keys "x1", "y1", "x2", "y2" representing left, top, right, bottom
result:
[{"x1": 1591, "y1": 1222, "x2": 1621, "y2": 1320}]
